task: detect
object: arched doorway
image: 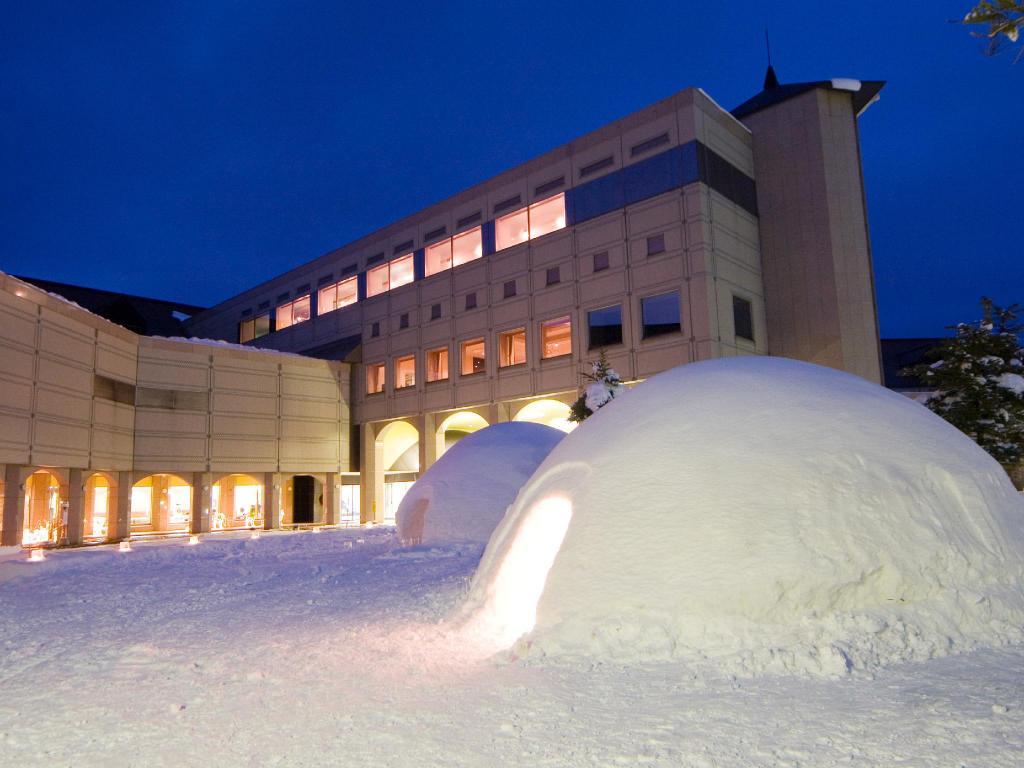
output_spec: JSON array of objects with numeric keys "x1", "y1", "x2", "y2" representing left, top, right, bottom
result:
[
  {"x1": 22, "y1": 470, "x2": 63, "y2": 546},
  {"x1": 376, "y1": 420, "x2": 420, "y2": 526},
  {"x1": 513, "y1": 399, "x2": 576, "y2": 433},
  {"x1": 212, "y1": 474, "x2": 263, "y2": 530},
  {"x1": 84, "y1": 472, "x2": 115, "y2": 541},
  {"x1": 131, "y1": 474, "x2": 192, "y2": 535},
  {"x1": 282, "y1": 474, "x2": 324, "y2": 527},
  {"x1": 435, "y1": 410, "x2": 488, "y2": 459}
]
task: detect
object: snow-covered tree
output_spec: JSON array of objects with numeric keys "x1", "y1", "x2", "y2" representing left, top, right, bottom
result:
[
  {"x1": 905, "y1": 297, "x2": 1024, "y2": 474},
  {"x1": 568, "y1": 351, "x2": 625, "y2": 423}
]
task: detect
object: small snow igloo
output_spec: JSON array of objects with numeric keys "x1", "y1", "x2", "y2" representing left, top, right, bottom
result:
[
  {"x1": 460, "y1": 357, "x2": 1024, "y2": 675},
  {"x1": 396, "y1": 422, "x2": 564, "y2": 545}
]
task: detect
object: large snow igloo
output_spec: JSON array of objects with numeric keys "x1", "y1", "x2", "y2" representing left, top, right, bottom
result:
[
  {"x1": 460, "y1": 357, "x2": 1024, "y2": 675},
  {"x1": 396, "y1": 422, "x2": 564, "y2": 545}
]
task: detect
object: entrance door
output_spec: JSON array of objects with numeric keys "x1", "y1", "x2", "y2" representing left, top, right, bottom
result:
[{"x1": 292, "y1": 476, "x2": 315, "y2": 524}]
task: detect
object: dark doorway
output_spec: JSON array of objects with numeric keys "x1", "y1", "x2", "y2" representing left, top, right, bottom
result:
[{"x1": 292, "y1": 476, "x2": 315, "y2": 524}]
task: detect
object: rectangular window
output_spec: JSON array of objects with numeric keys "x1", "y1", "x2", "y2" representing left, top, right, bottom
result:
[
  {"x1": 371, "y1": 321, "x2": 380, "y2": 338},
  {"x1": 253, "y1": 313, "x2": 270, "y2": 339},
  {"x1": 592, "y1": 251, "x2": 609, "y2": 273},
  {"x1": 389, "y1": 253, "x2": 414, "y2": 290},
  {"x1": 317, "y1": 276, "x2": 357, "y2": 315},
  {"x1": 430, "y1": 303, "x2": 441, "y2": 320},
  {"x1": 646, "y1": 233, "x2": 666, "y2": 256},
  {"x1": 503, "y1": 280, "x2": 517, "y2": 299},
  {"x1": 465, "y1": 292, "x2": 477, "y2": 310},
  {"x1": 499, "y1": 328, "x2": 527, "y2": 367},
  {"x1": 495, "y1": 207, "x2": 530, "y2": 251},
  {"x1": 641, "y1": 292, "x2": 682, "y2": 338},
  {"x1": 130, "y1": 486, "x2": 152, "y2": 526},
  {"x1": 588, "y1": 305, "x2": 623, "y2": 348},
  {"x1": 546, "y1": 266, "x2": 560, "y2": 286},
  {"x1": 451, "y1": 226, "x2": 482, "y2": 267},
  {"x1": 426, "y1": 347, "x2": 449, "y2": 382},
  {"x1": 528, "y1": 193, "x2": 566, "y2": 240},
  {"x1": 425, "y1": 239, "x2": 452, "y2": 276},
  {"x1": 239, "y1": 318, "x2": 255, "y2": 343},
  {"x1": 367, "y1": 263, "x2": 389, "y2": 297},
  {"x1": 394, "y1": 355, "x2": 415, "y2": 389},
  {"x1": 460, "y1": 338, "x2": 486, "y2": 376},
  {"x1": 733, "y1": 295, "x2": 754, "y2": 342},
  {"x1": 275, "y1": 295, "x2": 311, "y2": 330},
  {"x1": 366, "y1": 363, "x2": 385, "y2": 394},
  {"x1": 399, "y1": 313, "x2": 409, "y2": 329},
  {"x1": 541, "y1": 316, "x2": 572, "y2": 359}
]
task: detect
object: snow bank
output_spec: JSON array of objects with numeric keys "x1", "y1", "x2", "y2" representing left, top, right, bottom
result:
[
  {"x1": 396, "y1": 422, "x2": 563, "y2": 545},
  {"x1": 461, "y1": 357, "x2": 1024, "y2": 676}
]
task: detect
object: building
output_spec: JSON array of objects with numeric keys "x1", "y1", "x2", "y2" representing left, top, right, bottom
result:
[{"x1": 0, "y1": 69, "x2": 887, "y2": 544}]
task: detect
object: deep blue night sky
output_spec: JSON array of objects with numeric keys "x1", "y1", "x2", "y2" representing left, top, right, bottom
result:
[{"x1": 2, "y1": 1, "x2": 1021, "y2": 337}]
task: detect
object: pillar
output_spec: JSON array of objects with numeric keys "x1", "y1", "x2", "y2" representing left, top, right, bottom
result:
[
  {"x1": 263, "y1": 472, "x2": 281, "y2": 530},
  {"x1": 65, "y1": 468, "x2": 84, "y2": 546},
  {"x1": 1, "y1": 464, "x2": 25, "y2": 547},
  {"x1": 191, "y1": 472, "x2": 212, "y2": 534},
  {"x1": 324, "y1": 472, "x2": 338, "y2": 526},
  {"x1": 418, "y1": 413, "x2": 438, "y2": 474},
  {"x1": 359, "y1": 424, "x2": 383, "y2": 524},
  {"x1": 110, "y1": 471, "x2": 132, "y2": 542}
]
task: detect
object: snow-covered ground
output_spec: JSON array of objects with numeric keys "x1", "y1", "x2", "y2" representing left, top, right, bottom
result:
[{"x1": 1, "y1": 529, "x2": 1021, "y2": 767}]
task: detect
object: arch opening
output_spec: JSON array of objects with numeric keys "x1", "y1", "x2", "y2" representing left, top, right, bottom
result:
[
  {"x1": 376, "y1": 420, "x2": 421, "y2": 525},
  {"x1": 513, "y1": 399, "x2": 576, "y2": 433},
  {"x1": 84, "y1": 472, "x2": 114, "y2": 541},
  {"x1": 23, "y1": 470, "x2": 63, "y2": 546},
  {"x1": 131, "y1": 474, "x2": 192, "y2": 535},
  {"x1": 212, "y1": 474, "x2": 264, "y2": 530},
  {"x1": 435, "y1": 411, "x2": 488, "y2": 459}
]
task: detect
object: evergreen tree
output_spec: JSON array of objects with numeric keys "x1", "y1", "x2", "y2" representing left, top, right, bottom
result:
[
  {"x1": 568, "y1": 351, "x2": 625, "y2": 423},
  {"x1": 905, "y1": 297, "x2": 1024, "y2": 472}
]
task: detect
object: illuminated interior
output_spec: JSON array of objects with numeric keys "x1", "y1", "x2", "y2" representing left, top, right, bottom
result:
[
  {"x1": 376, "y1": 421, "x2": 420, "y2": 525},
  {"x1": 84, "y1": 473, "x2": 111, "y2": 540},
  {"x1": 425, "y1": 239, "x2": 452, "y2": 276},
  {"x1": 22, "y1": 470, "x2": 62, "y2": 546},
  {"x1": 514, "y1": 399, "x2": 576, "y2": 433},
  {"x1": 541, "y1": 316, "x2": 572, "y2": 358},
  {"x1": 495, "y1": 208, "x2": 529, "y2": 252},
  {"x1": 131, "y1": 474, "x2": 192, "y2": 533},
  {"x1": 367, "y1": 262, "x2": 390, "y2": 297},
  {"x1": 435, "y1": 410, "x2": 488, "y2": 458},
  {"x1": 276, "y1": 295, "x2": 311, "y2": 330},
  {"x1": 395, "y1": 355, "x2": 416, "y2": 389},
  {"x1": 389, "y1": 254, "x2": 415, "y2": 290},
  {"x1": 499, "y1": 328, "x2": 527, "y2": 367},
  {"x1": 451, "y1": 227, "x2": 483, "y2": 267},
  {"x1": 366, "y1": 362, "x2": 385, "y2": 394},
  {"x1": 461, "y1": 338, "x2": 486, "y2": 376},
  {"x1": 317, "y1": 276, "x2": 357, "y2": 315},
  {"x1": 466, "y1": 495, "x2": 573, "y2": 650},
  {"x1": 426, "y1": 347, "x2": 449, "y2": 382},
  {"x1": 212, "y1": 474, "x2": 263, "y2": 530},
  {"x1": 528, "y1": 193, "x2": 566, "y2": 239},
  {"x1": 238, "y1": 313, "x2": 270, "y2": 343}
]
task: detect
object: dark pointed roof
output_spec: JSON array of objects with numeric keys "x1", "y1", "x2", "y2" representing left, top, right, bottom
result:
[{"x1": 732, "y1": 67, "x2": 885, "y2": 120}]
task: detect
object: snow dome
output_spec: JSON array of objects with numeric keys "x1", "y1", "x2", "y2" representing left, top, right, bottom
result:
[
  {"x1": 461, "y1": 357, "x2": 1024, "y2": 676},
  {"x1": 396, "y1": 422, "x2": 564, "y2": 545}
]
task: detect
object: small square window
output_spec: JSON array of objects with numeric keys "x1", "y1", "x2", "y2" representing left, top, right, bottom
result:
[
  {"x1": 371, "y1": 321, "x2": 380, "y2": 338},
  {"x1": 503, "y1": 280, "x2": 517, "y2": 299},
  {"x1": 430, "y1": 303, "x2": 441, "y2": 320},
  {"x1": 646, "y1": 233, "x2": 666, "y2": 256},
  {"x1": 465, "y1": 292, "x2": 477, "y2": 311},
  {"x1": 592, "y1": 251, "x2": 609, "y2": 272},
  {"x1": 546, "y1": 267, "x2": 560, "y2": 286},
  {"x1": 733, "y1": 295, "x2": 755, "y2": 342},
  {"x1": 399, "y1": 313, "x2": 409, "y2": 330}
]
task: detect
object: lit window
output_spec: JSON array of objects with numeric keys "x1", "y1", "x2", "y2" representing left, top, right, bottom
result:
[
  {"x1": 528, "y1": 193, "x2": 566, "y2": 239},
  {"x1": 367, "y1": 263, "x2": 389, "y2": 297},
  {"x1": 541, "y1": 316, "x2": 572, "y2": 358},
  {"x1": 641, "y1": 292, "x2": 681, "y2": 338},
  {"x1": 239, "y1": 318, "x2": 255, "y2": 343},
  {"x1": 317, "y1": 276, "x2": 357, "y2": 315},
  {"x1": 588, "y1": 305, "x2": 622, "y2": 348},
  {"x1": 253, "y1": 313, "x2": 270, "y2": 338},
  {"x1": 733, "y1": 296, "x2": 754, "y2": 342},
  {"x1": 366, "y1": 363, "x2": 385, "y2": 394},
  {"x1": 495, "y1": 208, "x2": 530, "y2": 251},
  {"x1": 425, "y1": 239, "x2": 453, "y2": 276},
  {"x1": 426, "y1": 347, "x2": 449, "y2": 382},
  {"x1": 460, "y1": 338, "x2": 486, "y2": 376},
  {"x1": 452, "y1": 227, "x2": 483, "y2": 267},
  {"x1": 394, "y1": 355, "x2": 415, "y2": 389},
  {"x1": 276, "y1": 295, "x2": 311, "y2": 330},
  {"x1": 389, "y1": 253, "x2": 415, "y2": 290},
  {"x1": 499, "y1": 328, "x2": 527, "y2": 367}
]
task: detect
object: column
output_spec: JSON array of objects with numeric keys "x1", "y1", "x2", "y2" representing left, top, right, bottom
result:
[
  {"x1": 1, "y1": 464, "x2": 25, "y2": 547},
  {"x1": 190, "y1": 472, "x2": 212, "y2": 534},
  {"x1": 263, "y1": 472, "x2": 281, "y2": 530},
  {"x1": 65, "y1": 468, "x2": 84, "y2": 546},
  {"x1": 417, "y1": 413, "x2": 438, "y2": 474},
  {"x1": 110, "y1": 471, "x2": 132, "y2": 542},
  {"x1": 323, "y1": 472, "x2": 338, "y2": 526},
  {"x1": 359, "y1": 424, "x2": 383, "y2": 524}
]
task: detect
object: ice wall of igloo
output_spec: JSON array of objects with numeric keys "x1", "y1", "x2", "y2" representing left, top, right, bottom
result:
[
  {"x1": 460, "y1": 357, "x2": 1024, "y2": 676},
  {"x1": 396, "y1": 422, "x2": 564, "y2": 545}
]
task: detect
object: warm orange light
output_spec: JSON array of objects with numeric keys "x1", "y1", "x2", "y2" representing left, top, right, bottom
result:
[{"x1": 29, "y1": 549, "x2": 45, "y2": 562}]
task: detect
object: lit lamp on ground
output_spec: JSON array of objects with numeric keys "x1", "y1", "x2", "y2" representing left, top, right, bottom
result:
[
  {"x1": 118, "y1": 540, "x2": 132, "y2": 553},
  {"x1": 29, "y1": 549, "x2": 45, "y2": 562},
  {"x1": 251, "y1": 530, "x2": 260, "y2": 540},
  {"x1": 188, "y1": 535, "x2": 200, "y2": 546}
]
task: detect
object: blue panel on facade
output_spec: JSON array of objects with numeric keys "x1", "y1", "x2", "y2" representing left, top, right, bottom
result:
[
  {"x1": 481, "y1": 220, "x2": 496, "y2": 256},
  {"x1": 413, "y1": 249, "x2": 425, "y2": 281},
  {"x1": 357, "y1": 271, "x2": 367, "y2": 301},
  {"x1": 623, "y1": 146, "x2": 684, "y2": 206},
  {"x1": 572, "y1": 171, "x2": 625, "y2": 225}
]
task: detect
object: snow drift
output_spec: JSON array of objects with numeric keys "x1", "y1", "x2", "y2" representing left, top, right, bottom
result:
[
  {"x1": 396, "y1": 422, "x2": 564, "y2": 545},
  {"x1": 461, "y1": 357, "x2": 1024, "y2": 676}
]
